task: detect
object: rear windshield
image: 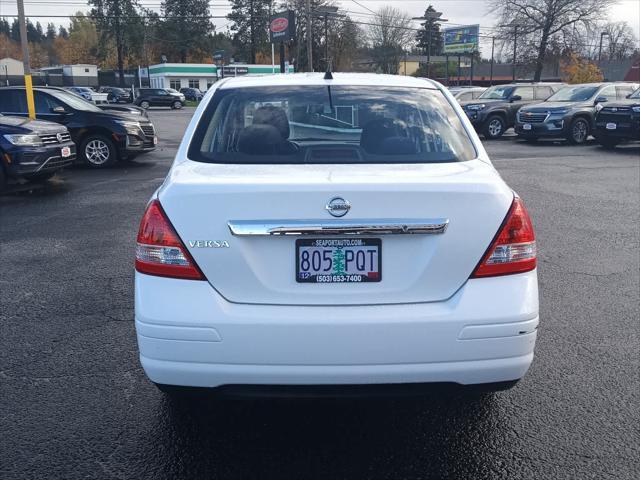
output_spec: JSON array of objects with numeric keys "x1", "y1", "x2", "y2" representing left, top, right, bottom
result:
[{"x1": 188, "y1": 86, "x2": 476, "y2": 164}]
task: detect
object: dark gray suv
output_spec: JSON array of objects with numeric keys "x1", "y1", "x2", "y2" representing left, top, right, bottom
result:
[
  {"x1": 515, "y1": 82, "x2": 639, "y2": 144},
  {"x1": 459, "y1": 83, "x2": 564, "y2": 139}
]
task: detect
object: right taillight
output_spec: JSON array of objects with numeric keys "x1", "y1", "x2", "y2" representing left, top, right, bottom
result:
[
  {"x1": 471, "y1": 197, "x2": 536, "y2": 278},
  {"x1": 135, "y1": 199, "x2": 204, "y2": 280}
]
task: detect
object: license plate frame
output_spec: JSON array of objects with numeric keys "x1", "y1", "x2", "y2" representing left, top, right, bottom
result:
[
  {"x1": 295, "y1": 238, "x2": 382, "y2": 284},
  {"x1": 606, "y1": 122, "x2": 617, "y2": 130},
  {"x1": 523, "y1": 123, "x2": 532, "y2": 130}
]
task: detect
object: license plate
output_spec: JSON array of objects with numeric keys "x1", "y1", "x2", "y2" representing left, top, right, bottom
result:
[
  {"x1": 606, "y1": 123, "x2": 617, "y2": 130},
  {"x1": 61, "y1": 146, "x2": 71, "y2": 158},
  {"x1": 296, "y1": 238, "x2": 381, "y2": 283},
  {"x1": 153, "y1": 136, "x2": 158, "y2": 145},
  {"x1": 523, "y1": 123, "x2": 532, "y2": 130}
]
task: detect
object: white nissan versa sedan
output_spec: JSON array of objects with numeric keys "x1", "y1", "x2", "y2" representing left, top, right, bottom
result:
[{"x1": 134, "y1": 73, "x2": 539, "y2": 395}]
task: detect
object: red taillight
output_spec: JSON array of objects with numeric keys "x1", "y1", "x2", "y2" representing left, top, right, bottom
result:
[
  {"x1": 135, "y1": 200, "x2": 204, "y2": 280},
  {"x1": 471, "y1": 197, "x2": 536, "y2": 278}
]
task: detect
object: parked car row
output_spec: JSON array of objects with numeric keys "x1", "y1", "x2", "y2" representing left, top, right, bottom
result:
[
  {"x1": 63, "y1": 86, "x2": 188, "y2": 110},
  {"x1": 0, "y1": 86, "x2": 157, "y2": 191},
  {"x1": 455, "y1": 81, "x2": 640, "y2": 146}
]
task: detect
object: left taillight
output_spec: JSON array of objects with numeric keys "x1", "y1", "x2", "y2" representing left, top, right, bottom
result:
[
  {"x1": 135, "y1": 199, "x2": 204, "y2": 280},
  {"x1": 471, "y1": 196, "x2": 537, "y2": 278}
]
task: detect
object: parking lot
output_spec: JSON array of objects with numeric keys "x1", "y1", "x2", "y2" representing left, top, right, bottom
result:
[{"x1": 1, "y1": 108, "x2": 638, "y2": 479}]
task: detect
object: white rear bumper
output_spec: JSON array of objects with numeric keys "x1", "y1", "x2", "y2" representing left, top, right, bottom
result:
[{"x1": 135, "y1": 271, "x2": 539, "y2": 388}]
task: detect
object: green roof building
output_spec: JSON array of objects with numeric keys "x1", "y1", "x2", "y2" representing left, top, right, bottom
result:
[{"x1": 146, "y1": 63, "x2": 295, "y2": 91}]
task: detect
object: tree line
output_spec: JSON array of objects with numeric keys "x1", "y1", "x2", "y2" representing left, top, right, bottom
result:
[{"x1": 0, "y1": 0, "x2": 637, "y2": 83}]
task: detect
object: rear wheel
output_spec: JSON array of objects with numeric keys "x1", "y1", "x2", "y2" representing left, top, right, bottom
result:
[
  {"x1": 139, "y1": 100, "x2": 150, "y2": 109},
  {"x1": 567, "y1": 117, "x2": 589, "y2": 144},
  {"x1": 483, "y1": 115, "x2": 506, "y2": 139},
  {"x1": 81, "y1": 134, "x2": 117, "y2": 168},
  {"x1": 172, "y1": 100, "x2": 183, "y2": 110}
]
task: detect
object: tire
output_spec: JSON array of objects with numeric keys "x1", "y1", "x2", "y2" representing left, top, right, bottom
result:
[
  {"x1": 483, "y1": 115, "x2": 506, "y2": 139},
  {"x1": 566, "y1": 117, "x2": 589, "y2": 144},
  {"x1": 26, "y1": 171, "x2": 56, "y2": 182},
  {"x1": 597, "y1": 137, "x2": 620, "y2": 149},
  {"x1": 80, "y1": 134, "x2": 117, "y2": 168},
  {"x1": 172, "y1": 100, "x2": 183, "y2": 110},
  {"x1": 139, "y1": 100, "x2": 150, "y2": 109}
]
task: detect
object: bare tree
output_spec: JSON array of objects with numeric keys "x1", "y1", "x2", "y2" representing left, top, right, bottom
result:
[
  {"x1": 603, "y1": 22, "x2": 637, "y2": 60},
  {"x1": 368, "y1": 6, "x2": 414, "y2": 74},
  {"x1": 489, "y1": 0, "x2": 616, "y2": 81}
]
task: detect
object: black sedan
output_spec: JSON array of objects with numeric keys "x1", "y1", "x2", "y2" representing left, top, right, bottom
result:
[
  {"x1": 0, "y1": 114, "x2": 75, "y2": 191},
  {"x1": 0, "y1": 87, "x2": 156, "y2": 168}
]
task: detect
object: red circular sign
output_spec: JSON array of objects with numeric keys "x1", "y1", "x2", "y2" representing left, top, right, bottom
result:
[{"x1": 270, "y1": 18, "x2": 289, "y2": 33}]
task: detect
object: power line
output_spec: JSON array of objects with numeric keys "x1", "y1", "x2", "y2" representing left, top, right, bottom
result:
[{"x1": 350, "y1": 0, "x2": 375, "y2": 15}]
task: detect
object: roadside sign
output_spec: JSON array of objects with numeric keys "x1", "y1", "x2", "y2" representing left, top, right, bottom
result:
[
  {"x1": 270, "y1": 10, "x2": 296, "y2": 43},
  {"x1": 213, "y1": 50, "x2": 225, "y2": 61},
  {"x1": 222, "y1": 66, "x2": 249, "y2": 76},
  {"x1": 443, "y1": 25, "x2": 479, "y2": 54}
]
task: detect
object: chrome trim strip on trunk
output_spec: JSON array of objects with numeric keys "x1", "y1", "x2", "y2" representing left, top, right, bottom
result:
[{"x1": 228, "y1": 219, "x2": 449, "y2": 236}]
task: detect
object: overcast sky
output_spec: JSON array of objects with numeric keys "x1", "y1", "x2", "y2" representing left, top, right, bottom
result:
[{"x1": 0, "y1": 0, "x2": 638, "y2": 56}]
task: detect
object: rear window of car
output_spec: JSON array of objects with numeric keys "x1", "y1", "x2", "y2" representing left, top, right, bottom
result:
[{"x1": 188, "y1": 85, "x2": 476, "y2": 164}]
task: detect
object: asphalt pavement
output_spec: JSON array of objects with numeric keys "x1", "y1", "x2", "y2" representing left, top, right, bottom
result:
[{"x1": 1, "y1": 108, "x2": 638, "y2": 480}]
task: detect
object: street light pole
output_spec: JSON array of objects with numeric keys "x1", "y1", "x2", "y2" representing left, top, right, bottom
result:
[
  {"x1": 512, "y1": 25, "x2": 518, "y2": 81},
  {"x1": 17, "y1": 0, "x2": 35, "y2": 119},
  {"x1": 412, "y1": 11, "x2": 448, "y2": 79},
  {"x1": 324, "y1": 15, "x2": 329, "y2": 67},
  {"x1": 427, "y1": 22, "x2": 432, "y2": 78},
  {"x1": 306, "y1": 0, "x2": 313, "y2": 71}
]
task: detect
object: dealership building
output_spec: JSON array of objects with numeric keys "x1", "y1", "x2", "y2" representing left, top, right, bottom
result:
[{"x1": 145, "y1": 63, "x2": 295, "y2": 91}]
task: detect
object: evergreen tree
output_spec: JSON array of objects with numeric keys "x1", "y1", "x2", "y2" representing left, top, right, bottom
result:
[
  {"x1": 58, "y1": 26, "x2": 69, "y2": 39},
  {"x1": 10, "y1": 19, "x2": 20, "y2": 42},
  {"x1": 161, "y1": 0, "x2": 212, "y2": 63},
  {"x1": 89, "y1": 0, "x2": 141, "y2": 85},
  {"x1": 35, "y1": 22, "x2": 45, "y2": 42},
  {"x1": 227, "y1": 0, "x2": 271, "y2": 64},
  {"x1": 46, "y1": 23, "x2": 57, "y2": 40},
  {"x1": 0, "y1": 19, "x2": 11, "y2": 37},
  {"x1": 415, "y1": 5, "x2": 444, "y2": 57}
]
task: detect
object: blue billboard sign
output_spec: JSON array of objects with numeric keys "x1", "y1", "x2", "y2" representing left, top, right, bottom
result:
[{"x1": 443, "y1": 25, "x2": 479, "y2": 54}]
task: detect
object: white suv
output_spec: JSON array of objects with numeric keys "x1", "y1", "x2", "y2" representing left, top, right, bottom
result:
[{"x1": 134, "y1": 73, "x2": 539, "y2": 395}]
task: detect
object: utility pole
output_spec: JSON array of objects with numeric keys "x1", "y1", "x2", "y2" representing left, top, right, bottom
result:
[
  {"x1": 17, "y1": 0, "x2": 35, "y2": 119},
  {"x1": 313, "y1": 6, "x2": 342, "y2": 71},
  {"x1": 445, "y1": 54, "x2": 449, "y2": 85},
  {"x1": 250, "y1": 0, "x2": 255, "y2": 64},
  {"x1": 306, "y1": 0, "x2": 313, "y2": 71},
  {"x1": 598, "y1": 32, "x2": 608, "y2": 64},
  {"x1": 512, "y1": 25, "x2": 518, "y2": 82},
  {"x1": 489, "y1": 36, "x2": 495, "y2": 86}
]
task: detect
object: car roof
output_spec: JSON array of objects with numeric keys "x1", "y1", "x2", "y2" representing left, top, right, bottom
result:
[{"x1": 218, "y1": 73, "x2": 440, "y2": 90}]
